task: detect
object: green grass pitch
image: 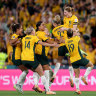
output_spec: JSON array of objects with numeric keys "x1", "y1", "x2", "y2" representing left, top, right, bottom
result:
[{"x1": 0, "y1": 91, "x2": 96, "y2": 96}]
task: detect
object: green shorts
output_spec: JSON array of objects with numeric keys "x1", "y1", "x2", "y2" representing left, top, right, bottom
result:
[
  {"x1": 58, "y1": 45, "x2": 68, "y2": 56},
  {"x1": 22, "y1": 59, "x2": 39, "y2": 70},
  {"x1": 36, "y1": 54, "x2": 49, "y2": 66},
  {"x1": 12, "y1": 54, "x2": 22, "y2": 66},
  {"x1": 12, "y1": 47, "x2": 22, "y2": 66},
  {"x1": 72, "y1": 58, "x2": 89, "y2": 69}
]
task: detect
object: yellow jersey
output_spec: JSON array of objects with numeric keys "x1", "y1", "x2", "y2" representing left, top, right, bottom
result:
[
  {"x1": 6, "y1": 42, "x2": 13, "y2": 65},
  {"x1": 63, "y1": 15, "x2": 78, "y2": 28},
  {"x1": 35, "y1": 31, "x2": 50, "y2": 56},
  {"x1": 52, "y1": 25, "x2": 68, "y2": 40},
  {"x1": 52, "y1": 25, "x2": 68, "y2": 46},
  {"x1": 21, "y1": 35, "x2": 40, "y2": 61},
  {"x1": 65, "y1": 36, "x2": 83, "y2": 63},
  {"x1": 11, "y1": 34, "x2": 21, "y2": 60}
]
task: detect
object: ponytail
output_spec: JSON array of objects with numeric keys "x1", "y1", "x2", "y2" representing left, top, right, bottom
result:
[{"x1": 36, "y1": 21, "x2": 42, "y2": 31}]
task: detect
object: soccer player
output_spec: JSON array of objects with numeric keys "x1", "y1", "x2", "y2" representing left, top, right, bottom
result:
[
  {"x1": 33, "y1": 21, "x2": 57, "y2": 93},
  {"x1": 10, "y1": 23, "x2": 28, "y2": 93},
  {"x1": 51, "y1": 15, "x2": 74, "y2": 87},
  {"x1": 63, "y1": 6, "x2": 78, "y2": 31},
  {"x1": 60, "y1": 6, "x2": 79, "y2": 87},
  {"x1": 21, "y1": 26, "x2": 57, "y2": 94},
  {"x1": 65, "y1": 29, "x2": 94, "y2": 94}
]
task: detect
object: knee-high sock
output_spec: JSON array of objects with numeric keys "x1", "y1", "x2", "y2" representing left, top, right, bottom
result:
[
  {"x1": 69, "y1": 66, "x2": 74, "y2": 79},
  {"x1": 84, "y1": 67, "x2": 92, "y2": 79},
  {"x1": 75, "y1": 78, "x2": 79, "y2": 90},
  {"x1": 44, "y1": 70, "x2": 49, "y2": 86},
  {"x1": 17, "y1": 70, "x2": 28, "y2": 87},
  {"x1": 33, "y1": 72, "x2": 40, "y2": 86},
  {"x1": 41, "y1": 75, "x2": 49, "y2": 91},
  {"x1": 53, "y1": 62, "x2": 60, "y2": 76}
]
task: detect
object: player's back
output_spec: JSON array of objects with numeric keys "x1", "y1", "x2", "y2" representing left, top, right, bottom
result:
[
  {"x1": 52, "y1": 25, "x2": 68, "y2": 40},
  {"x1": 21, "y1": 35, "x2": 39, "y2": 61},
  {"x1": 65, "y1": 36, "x2": 83, "y2": 63}
]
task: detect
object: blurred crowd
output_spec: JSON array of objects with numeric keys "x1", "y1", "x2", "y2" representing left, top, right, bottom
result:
[{"x1": 0, "y1": 0, "x2": 96, "y2": 69}]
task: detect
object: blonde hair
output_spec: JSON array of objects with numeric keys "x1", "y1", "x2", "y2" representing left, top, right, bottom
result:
[
  {"x1": 53, "y1": 15, "x2": 61, "y2": 24},
  {"x1": 64, "y1": 6, "x2": 74, "y2": 13},
  {"x1": 24, "y1": 26, "x2": 35, "y2": 35}
]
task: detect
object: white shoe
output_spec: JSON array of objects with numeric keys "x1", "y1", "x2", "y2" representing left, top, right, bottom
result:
[{"x1": 14, "y1": 84, "x2": 23, "y2": 94}]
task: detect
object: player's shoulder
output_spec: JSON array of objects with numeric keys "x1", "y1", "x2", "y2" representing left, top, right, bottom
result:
[
  {"x1": 36, "y1": 31, "x2": 44, "y2": 35},
  {"x1": 73, "y1": 36, "x2": 80, "y2": 40},
  {"x1": 63, "y1": 16, "x2": 67, "y2": 20},
  {"x1": 72, "y1": 15, "x2": 78, "y2": 21},
  {"x1": 11, "y1": 34, "x2": 18, "y2": 39},
  {"x1": 53, "y1": 25, "x2": 64, "y2": 32},
  {"x1": 33, "y1": 35, "x2": 38, "y2": 38},
  {"x1": 72, "y1": 15, "x2": 78, "y2": 19}
]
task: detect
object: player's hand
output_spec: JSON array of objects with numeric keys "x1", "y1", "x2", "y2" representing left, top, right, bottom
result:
[
  {"x1": 59, "y1": 37, "x2": 65, "y2": 43},
  {"x1": 60, "y1": 27, "x2": 68, "y2": 31}
]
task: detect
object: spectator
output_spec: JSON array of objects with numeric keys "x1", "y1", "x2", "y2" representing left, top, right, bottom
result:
[{"x1": 0, "y1": 48, "x2": 8, "y2": 69}]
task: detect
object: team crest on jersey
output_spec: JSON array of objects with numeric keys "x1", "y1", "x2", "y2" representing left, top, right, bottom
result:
[
  {"x1": 74, "y1": 19, "x2": 78, "y2": 22},
  {"x1": 12, "y1": 36, "x2": 15, "y2": 38}
]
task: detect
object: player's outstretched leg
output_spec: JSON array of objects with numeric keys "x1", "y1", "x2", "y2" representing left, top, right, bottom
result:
[
  {"x1": 81, "y1": 61, "x2": 94, "y2": 85},
  {"x1": 50, "y1": 62, "x2": 60, "y2": 85},
  {"x1": 74, "y1": 68, "x2": 81, "y2": 95},
  {"x1": 69, "y1": 66, "x2": 74, "y2": 87},
  {"x1": 33, "y1": 72, "x2": 43, "y2": 93},
  {"x1": 35, "y1": 64, "x2": 56, "y2": 95},
  {"x1": 14, "y1": 70, "x2": 28, "y2": 94},
  {"x1": 14, "y1": 84, "x2": 23, "y2": 94}
]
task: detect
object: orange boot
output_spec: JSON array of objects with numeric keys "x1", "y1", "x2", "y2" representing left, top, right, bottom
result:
[
  {"x1": 32, "y1": 85, "x2": 43, "y2": 93},
  {"x1": 69, "y1": 78, "x2": 74, "y2": 87},
  {"x1": 81, "y1": 77, "x2": 88, "y2": 85},
  {"x1": 75, "y1": 89, "x2": 81, "y2": 95}
]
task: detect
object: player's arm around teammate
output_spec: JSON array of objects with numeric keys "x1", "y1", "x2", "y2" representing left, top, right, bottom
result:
[
  {"x1": 10, "y1": 23, "x2": 28, "y2": 93},
  {"x1": 50, "y1": 15, "x2": 72, "y2": 86},
  {"x1": 32, "y1": 21, "x2": 59, "y2": 93},
  {"x1": 22, "y1": 27, "x2": 57, "y2": 94}
]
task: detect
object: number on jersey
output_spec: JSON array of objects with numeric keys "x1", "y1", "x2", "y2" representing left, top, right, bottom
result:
[
  {"x1": 25, "y1": 41, "x2": 30, "y2": 49},
  {"x1": 68, "y1": 44, "x2": 74, "y2": 52}
]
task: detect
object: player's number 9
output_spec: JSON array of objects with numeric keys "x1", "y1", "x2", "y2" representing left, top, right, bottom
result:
[{"x1": 68, "y1": 44, "x2": 74, "y2": 52}]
